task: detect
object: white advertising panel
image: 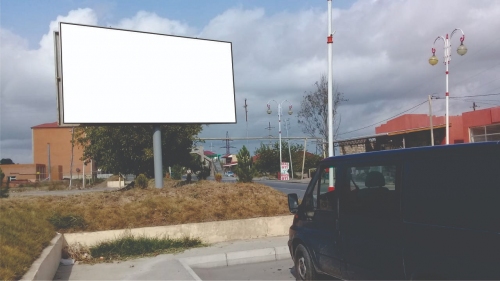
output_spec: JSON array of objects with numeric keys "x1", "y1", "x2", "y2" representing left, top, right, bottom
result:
[
  {"x1": 58, "y1": 22, "x2": 236, "y2": 124},
  {"x1": 281, "y1": 162, "x2": 289, "y2": 181}
]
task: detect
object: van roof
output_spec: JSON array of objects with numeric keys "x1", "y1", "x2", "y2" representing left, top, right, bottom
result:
[{"x1": 322, "y1": 141, "x2": 500, "y2": 163}]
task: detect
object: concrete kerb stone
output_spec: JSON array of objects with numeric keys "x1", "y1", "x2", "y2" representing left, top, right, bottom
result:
[
  {"x1": 181, "y1": 246, "x2": 290, "y2": 268},
  {"x1": 21, "y1": 233, "x2": 66, "y2": 281},
  {"x1": 179, "y1": 246, "x2": 291, "y2": 280},
  {"x1": 27, "y1": 216, "x2": 293, "y2": 281}
]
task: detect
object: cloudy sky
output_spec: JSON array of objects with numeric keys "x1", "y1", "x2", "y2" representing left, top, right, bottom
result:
[{"x1": 1, "y1": 0, "x2": 500, "y2": 164}]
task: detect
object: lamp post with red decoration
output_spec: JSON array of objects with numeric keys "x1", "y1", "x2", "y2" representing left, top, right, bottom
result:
[
  {"x1": 429, "y1": 28, "x2": 467, "y2": 144},
  {"x1": 267, "y1": 100, "x2": 293, "y2": 180}
]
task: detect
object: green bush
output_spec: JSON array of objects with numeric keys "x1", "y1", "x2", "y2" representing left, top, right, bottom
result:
[
  {"x1": 135, "y1": 174, "x2": 148, "y2": 189},
  {"x1": 0, "y1": 169, "x2": 9, "y2": 198},
  {"x1": 171, "y1": 165, "x2": 182, "y2": 180},
  {"x1": 48, "y1": 214, "x2": 87, "y2": 230}
]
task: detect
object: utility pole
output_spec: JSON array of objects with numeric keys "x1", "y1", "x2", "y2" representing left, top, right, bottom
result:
[
  {"x1": 47, "y1": 143, "x2": 51, "y2": 181},
  {"x1": 244, "y1": 98, "x2": 249, "y2": 146},
  {"x1": 428, "y1": 95, "x2": 435, "y2": 146},
  {"x1": 472, "y1": 102, "x2": 479, "y2": 111}
]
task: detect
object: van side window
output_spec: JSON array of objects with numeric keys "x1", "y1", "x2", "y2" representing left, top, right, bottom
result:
[
  {"x1": 318, "y1": 167, "x2": 336, "y2": 211},
  {"x1": 344, "y1": 165, "x2": 398, "y2": 218}
]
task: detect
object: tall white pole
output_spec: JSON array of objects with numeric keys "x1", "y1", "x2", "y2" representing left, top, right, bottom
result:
[
  {"x1": 445, "y1": 34, "x2": 450, "y2": 145},
  {"x1": 285, "y1": 119, "x2": 293, "y2": 179},
  {"x1": 82, "y1": 162, "x2": 85, "y2": 189},
  {"x1": 428, "y1": 95, "x2": 435, "y2": 146},
  {"x1": 327, "y1": 0, "x2": 334, "y2": 190},
  {"x1": 430, "y1": 29, "x2": 466, "y2": 144},
  {"x1": 278, "y1": 104, "x2": 283, "y2": 180},
  {"x1": 47, "y1": 143, "x2": 51, "y2": 181}
]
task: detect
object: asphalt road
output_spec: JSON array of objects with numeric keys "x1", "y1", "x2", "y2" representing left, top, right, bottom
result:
[{"x1": 258, "y1": 179, "x2": 309, "y2": 199}]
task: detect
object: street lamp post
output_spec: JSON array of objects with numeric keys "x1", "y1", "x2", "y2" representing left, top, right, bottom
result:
[
  {"x1": 267, "y1": 100, "x2": 293, "y2": 180},
  {"x1": 429, "y1": 28, "x2": 467, "y2": 145},
  {"x1": 284, "y1": 118, "x2": 294, "y2": 179}
]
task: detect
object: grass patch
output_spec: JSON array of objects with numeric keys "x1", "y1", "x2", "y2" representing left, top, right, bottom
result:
[
  {"x1": 0, "y1": 180, "x2": 290, "y2": 279},
  {"x1": 0, "y1": 205, "x2": 55, "y2": 281},
  {"x1": 70, "y1": 233, "x2": 206, "y2": 263}
]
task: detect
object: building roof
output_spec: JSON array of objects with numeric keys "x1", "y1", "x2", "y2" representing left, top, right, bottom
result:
[{"x1": 31, "y1": 122, "x2": 59, "y2": 129}]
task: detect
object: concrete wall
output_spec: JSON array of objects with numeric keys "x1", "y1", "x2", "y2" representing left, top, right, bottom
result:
[
  {"x1": 64, "y1": 215, "x2": 294, "y2": 247},
  {"x1": 106, "y1": 180, "x2": 125, "y2": 188}
]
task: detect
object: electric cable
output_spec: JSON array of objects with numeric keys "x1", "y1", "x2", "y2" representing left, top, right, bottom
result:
[{"x1": 337, "y1": 100, "x2": 427, "y2": 136}]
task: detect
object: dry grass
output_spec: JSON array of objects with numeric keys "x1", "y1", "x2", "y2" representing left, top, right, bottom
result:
[
  {"x1": 0, "y1": 180, "x2": 290, "y2": 279},
  {"x1": 3, "y1": 180, "x2": 289, "y2": 233},
  {"x1": 0, "y1": 205, "x2": 56, "y2": 281}
]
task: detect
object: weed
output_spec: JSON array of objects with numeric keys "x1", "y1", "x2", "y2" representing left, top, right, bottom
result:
[
  {"x1": 48, "y1": 214, "x2": 87, "y2": 230},
  {"x1": 215, "y1": 173, "x2": 222, "y2": 182},
  {"x1": 83, "y1": 233, "x2": 205, "y2": 262},
  {"x1": 135, "y1": 174, "x2": 148, "y2": 189}
]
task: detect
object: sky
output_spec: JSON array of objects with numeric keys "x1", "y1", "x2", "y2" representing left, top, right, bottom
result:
[{"x1": 1, "y1": 0, "x2": 500, "y2": 164}]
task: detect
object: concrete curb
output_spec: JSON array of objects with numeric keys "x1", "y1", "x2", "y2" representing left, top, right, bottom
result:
[
  {"x1": 21, "y1": 233, "x2": 66, "y2": 281},
  {"x1": 179, "y1": 246, "x2": 290, "y2": 280},
  {"x1": 25, "y1": 216, "x2": 293, "y2": 280}
]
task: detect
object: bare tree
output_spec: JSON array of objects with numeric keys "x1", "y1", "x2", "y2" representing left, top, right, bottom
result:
[{"x1": 297, "y1": 74, "x2": 347, "y2": 155}]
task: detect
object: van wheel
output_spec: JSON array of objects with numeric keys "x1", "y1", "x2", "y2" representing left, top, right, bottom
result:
[{"x1": 294, "y1": 244, "x2": 317, "y2": 281}]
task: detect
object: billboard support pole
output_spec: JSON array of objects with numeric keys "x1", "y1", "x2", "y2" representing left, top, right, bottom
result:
[{"x1": 153, "y1": 126, "x2": 163, "y2": 188}]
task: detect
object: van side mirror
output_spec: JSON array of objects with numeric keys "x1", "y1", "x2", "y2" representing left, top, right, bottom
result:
[{"x1": 288, "y1": 193, "x2": 299, "y2": 214}]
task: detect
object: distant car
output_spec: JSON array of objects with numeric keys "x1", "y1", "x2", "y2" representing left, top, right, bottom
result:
[{"x1": 225, "y1": 171, "x2": 234, "y2": 177}]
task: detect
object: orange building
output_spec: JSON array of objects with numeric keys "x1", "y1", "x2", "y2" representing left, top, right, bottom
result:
[
  {"x1": 32, "y1": 122, "x2": 95, "y2": 180},
  {"x1": 375, "y1": 106, "x2": 500, "y2": 144},
  {"x1": 0, "y1": 164, "x2": 54, "y2": 183}
]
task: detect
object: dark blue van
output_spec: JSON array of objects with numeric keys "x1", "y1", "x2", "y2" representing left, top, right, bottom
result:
[{"x1": 287, "y1": 142, "x2": 500, "y2": 280}]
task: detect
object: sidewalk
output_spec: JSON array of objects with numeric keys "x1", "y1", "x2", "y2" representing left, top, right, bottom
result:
[{"x1": 53, "y1": 236, "x2": 290, "y2": 280}]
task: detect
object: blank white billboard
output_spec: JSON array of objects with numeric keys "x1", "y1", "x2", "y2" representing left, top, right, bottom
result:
[{"x1": 58, "y1": 22, "x2": 236, "y2": 124}]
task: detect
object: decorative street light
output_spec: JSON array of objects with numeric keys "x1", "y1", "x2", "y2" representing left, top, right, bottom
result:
[
  {"x1": 429, "y1": 28, "x2": 467, "y2": 144},
  {"x1": 284, "y1": 118, "x2": 294, "y2": 179},
  {"x1": 267, "y1": 99, "x2": 293, "y2": 180}
]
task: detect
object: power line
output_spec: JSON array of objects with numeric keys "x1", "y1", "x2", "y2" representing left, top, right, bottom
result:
[
  {"x1": 337, "y1": 100, "x2": 427, "y2": 136},
  {"x1": 449, "y1": 93, "x2": 500, "y2": 99}
]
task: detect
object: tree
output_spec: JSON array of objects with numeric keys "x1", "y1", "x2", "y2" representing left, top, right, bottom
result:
[
  {"x1": 254, "y1": 141, "x2": 318, "y2": 177},
  {"x1": 0, "y1": 167, "x2": 8, "y2": 198},
  {"x1": 297, "y1": 74, "x2": 347, "y2": 155},
  {"x1": 189, "y1": 154, "x2": 211, "y2": 181},
  {"x1": 0, "y1": 158, "x2": 14, "y2": 165},
  {"x1": 75, "y1": 124, "x2": 202, "y2": 177},
  {"x1": 254, "y1": 143, "x2": 279, "y2": 175},
  {"x1": 235, "y1": 145, "x2": 255, "y2": 183}
]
